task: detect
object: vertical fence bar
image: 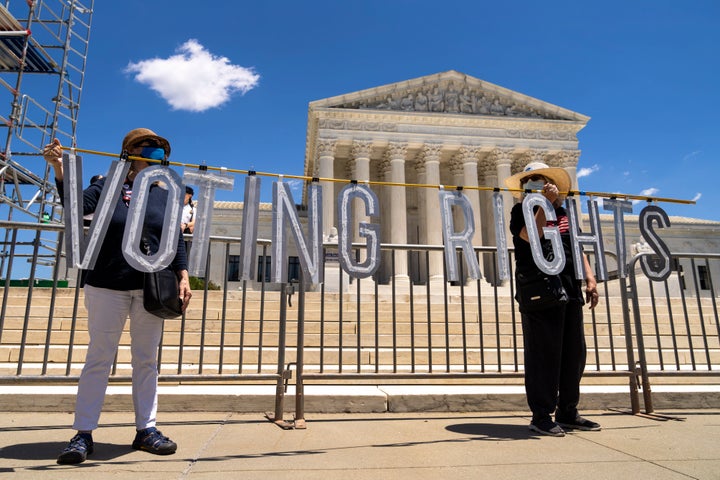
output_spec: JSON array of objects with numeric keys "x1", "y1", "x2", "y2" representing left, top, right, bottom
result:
[
  {"x1": 219, "y1": 243, "x2": 230, "y2": 373},
  {"x1": 663, "y1": 273, "x2": 681, "y2": 369},
  {"x1": 677, "y1": 262, "x2": 697, "y2": 369},
  {"x1": 238, "y1": 279, "x2": 247, "y2": 374},
  {"x1": 271, "y1": 281, "x2": 288, "y2": 423},
  {"x1": 690, "y1": 258, "x2": 712, "y2": 368},
  {"x1": 475, "y1": 250, "x2": 485, "y2": 372},
  {"x1": 627, "y1": 258, "x2": 650, "y2": 414},
  {"x1": 294, "y1": 271, "x2": 306, "y2": 427},
  {"x1": 257, "y1": 245, "x2": 267, "y2": 373},
  {"x1": 425, "y1": 250, "x2": 432, "y2": 373}
]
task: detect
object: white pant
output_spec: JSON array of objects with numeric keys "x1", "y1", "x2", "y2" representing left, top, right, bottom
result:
[{"x1": 73, "y1": 285, "x2": 163, "y2": 431}]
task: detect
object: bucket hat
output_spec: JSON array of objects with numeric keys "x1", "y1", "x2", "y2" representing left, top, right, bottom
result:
[
  {"x1": 121, "y1": 128, "x2": 171, "y2": 157},
  {"x1": 504, "y1": 161, "x2": 571, "y2": 199}
]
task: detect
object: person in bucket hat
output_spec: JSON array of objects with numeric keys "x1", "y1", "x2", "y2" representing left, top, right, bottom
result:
[
  {"x1": 505, "y1": 162, "x2": 601, "y2": 437},
  {"x1": 504, "y1": 161, "x2": 572, "y2": 200},
  {"x1": 43, "y1": 128, "x2": 190, "y2": 464}
]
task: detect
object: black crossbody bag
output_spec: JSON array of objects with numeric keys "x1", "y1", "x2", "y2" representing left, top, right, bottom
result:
[
  {"x1": 141, "y1": 235, "x2": 183, "y2": 319},
  {"x1": 515, "y1": 269, "x2": 569, "y2": 313},
  {"x1": 143, "y1": 267, "x2": 183, "y2": 318}
]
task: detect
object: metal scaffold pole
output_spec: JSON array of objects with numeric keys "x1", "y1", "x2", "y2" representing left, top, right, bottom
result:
[{"x1": 0, "y1": 1, "x2": 94, "y2": 283}]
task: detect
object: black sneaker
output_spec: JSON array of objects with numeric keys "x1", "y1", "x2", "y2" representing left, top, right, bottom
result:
[
  {"x1": 57, "y1": 432, "x2": 94, "y2": 465},
  {"x1": 132, "y1": 427, "x2": 177, "y2": 455},
  {"x1": 556, "y1": 415, "x2": 601, "y2": 431},
  {"x1": 529, "y1": 418, "x2": 566, "y2": 437}
]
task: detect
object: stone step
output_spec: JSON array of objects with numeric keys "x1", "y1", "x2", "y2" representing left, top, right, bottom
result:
[{"x1": 5, "y1": 340, "x2": 717, "y2": 372}]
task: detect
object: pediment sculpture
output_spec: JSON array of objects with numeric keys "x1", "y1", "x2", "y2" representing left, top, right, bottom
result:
[{"x1": 333, "y1": 80, "x2": 562, "y2": 120}]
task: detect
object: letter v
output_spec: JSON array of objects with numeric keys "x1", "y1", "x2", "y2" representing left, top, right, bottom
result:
[{"x1": 63, "y1": 153, "x2": 130, "y2": 270}]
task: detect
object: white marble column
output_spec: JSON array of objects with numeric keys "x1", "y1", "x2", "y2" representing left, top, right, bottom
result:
[
  {"x1": 556, "y1": 149, "x2": 580, "y2": 194},
  {"x1": 418, "y1": 143, "x2": 443, "y2": 282},
  {"x1": 449, "y1": 157, "x2": 465, "y2": 235},
  {"x1": 479, "y1": 148, "x2": 514, "y2": 285},
  {"x1": 316, "y1": 138, "x2": 336, "y2": 239},
  {"x1": 494, "y1": 148, "x2": 514, "y2": 227},
  {"x1": 350, "y1": 140, "x2": 372, "y2": 244},
  {"x1": 555, "y1": 149, "x2": 582, "y2": 228},
  {"x1": 385, "y1": 142, "x2": 409, "y2": 281},
  {"x1": 458, "y1": 146, "x2": 482, "y2": 246}
]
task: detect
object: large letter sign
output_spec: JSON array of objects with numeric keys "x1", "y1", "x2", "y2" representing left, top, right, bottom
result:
[
  {"x1": 58, "y1": 150, "x2": 684, "y2": 286},
  {"x1": 603, "y1": 198, "x2": 633, "y2": 278},
  {"x1": 566, "y1": 197, "x2": 608, "y2": 281},
  {"x1": 491, "y1": 191, "x2": 510, "y2": 281},
  {"x1": 438, "y1": 189, "x2": 481, "y2": 282},
  {"x1": 271, "y1": 180, "x2": 323, "y2": 284},
  {"x1": 182, "y1": 168, "x2": 235, "y2": 276},
  {"x1": 122, "y1": 165, "x2": 184, "y2": 272},
  {"x1": 337, "y1": 183, "x2": 381, "y2": 279},
  {"x1": 238, "y1": 174, "x2": 262, "y2": 281},
  {"x1": 522, "y1": 193, "x2": 565, "y2": 275},
  {"x1": 638, "y1": 205, "x2": 672, "y2": 281},
  {"x1": 62, "y1": 152, "x2": 131, "y2": 270}
]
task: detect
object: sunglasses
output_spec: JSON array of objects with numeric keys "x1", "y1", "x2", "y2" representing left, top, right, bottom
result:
[{"x1": 133, "y1": 141, "x2": 160, "y2": 148}]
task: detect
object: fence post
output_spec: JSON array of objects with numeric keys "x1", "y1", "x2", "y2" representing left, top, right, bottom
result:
[
  {"x1": 628, "y1": 255, "x2": 655, "y2": 413},
  {"x1": 618, "y1": 275, "x2": 642, "y2": 414},
  {"x1": 294, "y1": 274, "x2": 306, "y2": 428}
]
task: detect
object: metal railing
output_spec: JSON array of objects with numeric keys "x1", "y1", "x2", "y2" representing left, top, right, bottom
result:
[
  {"x1": 628, "y1": 252, "x2": 720, "y2": 413},
  {"x1": 2, "y1": 220, "x2": 719, "y2": 421}
]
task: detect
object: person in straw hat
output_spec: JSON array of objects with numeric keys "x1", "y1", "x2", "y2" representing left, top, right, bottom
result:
[
  {"x1": 505, "y1": 161, "x2": 601, "y2": 437},
  {"x1": 43, "y1": 128, "x2": 191, "y2": 464}
]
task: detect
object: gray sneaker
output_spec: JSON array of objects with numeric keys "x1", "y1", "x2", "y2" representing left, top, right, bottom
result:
[
  {"x1": 529, "y1": 419, "x2": 566, "y2": 437},
  {"x1": 556, "y1": 415, "x2": 601, "y2": 431}
]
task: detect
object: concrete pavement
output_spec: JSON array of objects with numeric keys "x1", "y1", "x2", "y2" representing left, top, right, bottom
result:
[{"x1": 1, "y1": 408, "x2": 719, "y2": 480}]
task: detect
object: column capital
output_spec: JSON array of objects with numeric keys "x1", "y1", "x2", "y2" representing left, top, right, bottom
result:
[
  {"x1": 489, "y1": 147, "x2": 514, "y2": 166},
  {"x1": 448, "y1": 157, "x2": 464, "y2": 176},
  {"x1": 456, "y1": 145, "x2": 479, "y2": 164},
  {"x1": 514, "y1": 149, "x2": 549, "y2": 172},
  {"x1": 316, "y1": 138, "x2": 337, "y2": 157},
  {"x1": 553, "y1": 149, "x2": 581, "y2": 168},
  {"x1": 420, "y1": 142, "x2": 443, "y2": 161},
  {"x1": 414, "y1": 157, "x2": 427, "y2": 175},
  {"x1": 385, "y1": 142, "x2": 408, "y2": 161},
  {"x1": 478, "y1": 157, "x2": 496, "y2": 177},
  {"x1": 351, "y1": 139, "x2": 373, "y2": 159}
]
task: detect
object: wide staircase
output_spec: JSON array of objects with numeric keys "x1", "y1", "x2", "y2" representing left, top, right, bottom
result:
[{"x1": 2, "y1": 285, "x2": 719, "y2": 387}]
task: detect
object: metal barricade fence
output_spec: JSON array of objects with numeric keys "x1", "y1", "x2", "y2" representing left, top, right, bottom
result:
[
  {"x1": 628, "y1": 252, "x2": 720, "y2": 413},
  {"x1": 292, "y1": 244, "x2": 641, "y2": 421},
  {"x1": 3, "y1": 220, "x2": 718, "y2": 420},
  {"x1": 0, "y1": 221, "x2": 293, "y2": 420}
]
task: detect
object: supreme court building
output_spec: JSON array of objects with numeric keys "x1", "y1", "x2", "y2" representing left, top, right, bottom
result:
[{"x1": 206, "y1": 71, "x2": 720, "y2": 294}]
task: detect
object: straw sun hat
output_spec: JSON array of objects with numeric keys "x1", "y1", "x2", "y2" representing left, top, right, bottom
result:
[
  {"x1": 504, "y1": 162, "x2": 571, "y2": 199},
  {"x1": 121, "y1": 128, "x2": 171, "y2": 157}
]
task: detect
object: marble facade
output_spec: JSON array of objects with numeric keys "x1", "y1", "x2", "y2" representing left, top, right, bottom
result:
[
  {"x1": 303, "y1": 70, "x2": 587, "y2": 284},
  {"x1": 202, "y1": 71, "x2": 719, "y2": 296}
]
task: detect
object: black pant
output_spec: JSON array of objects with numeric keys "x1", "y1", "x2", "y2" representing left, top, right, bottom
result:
[{"x1": 521, "y1": 301, "x2": 587, "y2": 422}]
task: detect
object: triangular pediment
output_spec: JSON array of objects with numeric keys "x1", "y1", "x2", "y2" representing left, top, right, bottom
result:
[{"x1": 310, "y1": 70, "x2": 588, "y2": 122}]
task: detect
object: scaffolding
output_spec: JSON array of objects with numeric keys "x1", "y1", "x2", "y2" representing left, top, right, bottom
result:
[{"x1": 0, "y1": 0, "x2": 93, "y2": 281}]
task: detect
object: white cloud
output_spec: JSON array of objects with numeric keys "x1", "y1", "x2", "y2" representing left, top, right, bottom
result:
[
  {"x1": 576, "y1": 164, "x2": 599, "y2": 178},
  {"x1": 640, "y1": 187, "x2": 659, "y2": 197},
  {"x1": 633, "y1": 187, "x2": 660, "y2": 205},
  {"x1": 288, "y1": 179, "x2": 304, "y2": 195},
  {"x1": 692, "y1": 192, "x2": 702, "y2": 202},
  {"x1": 125, "y1": 39, "x2": 260, "y2": 112},
  {"x1": 682, "y1": 151, "x2": 701, "y2": 162}
]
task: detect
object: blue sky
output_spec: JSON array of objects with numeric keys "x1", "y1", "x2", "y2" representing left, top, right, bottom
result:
[{"x1": 51, "y1": 1, "x2": 720, "y2": 220}]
